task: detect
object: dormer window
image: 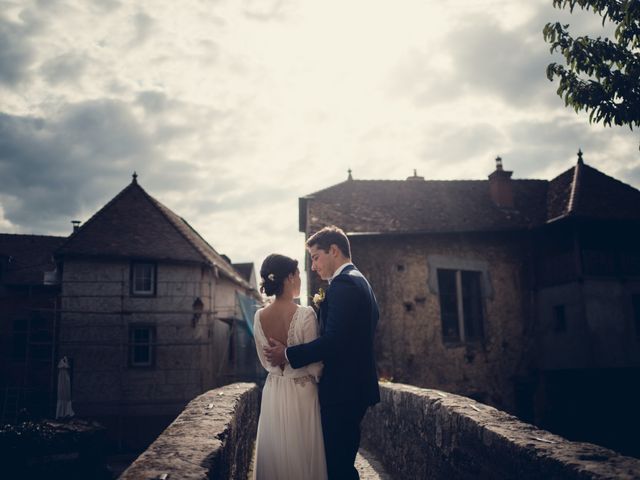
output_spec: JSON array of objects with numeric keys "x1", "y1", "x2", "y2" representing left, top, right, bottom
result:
[{"x1": 131, "y1": 261, "x2": 157, "y2": 296}]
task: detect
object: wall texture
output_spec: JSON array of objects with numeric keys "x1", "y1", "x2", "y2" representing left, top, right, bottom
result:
[
  {"x1": 361, "y1": 382, "x2": 640, "y2": 480},
  {"x1": 59, "y1": 259, "x2": 219, "y2": 416},
  {"x1": 348, "y1": 232, "x2": 533, "y2": 412},
  {"x1": 119, "y1": 382, "x2": 260, "y2": 480}
]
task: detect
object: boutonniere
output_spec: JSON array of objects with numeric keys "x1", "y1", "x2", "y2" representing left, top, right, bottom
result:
[{"x1": 312, "y1": 288, "x2": 326, "y2": 308}]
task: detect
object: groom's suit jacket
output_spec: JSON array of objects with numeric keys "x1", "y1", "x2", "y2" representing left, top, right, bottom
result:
[{"x1": 287, "y1": 265, "x2": 380, "y2": 407}]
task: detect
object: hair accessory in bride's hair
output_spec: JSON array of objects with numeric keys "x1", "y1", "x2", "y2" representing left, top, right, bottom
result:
[{"x1": 267, "y1": 273, "x2": 275, "y2": 281}]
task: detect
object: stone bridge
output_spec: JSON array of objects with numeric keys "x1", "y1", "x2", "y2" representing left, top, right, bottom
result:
[{"x1": 119, "y1": 382, "x2": 640, "y2": 479}]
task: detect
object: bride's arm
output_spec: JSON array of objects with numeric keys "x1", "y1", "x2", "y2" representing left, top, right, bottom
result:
[{"x1": 300, "y1": 307, "x2": 323, "y2": 381}]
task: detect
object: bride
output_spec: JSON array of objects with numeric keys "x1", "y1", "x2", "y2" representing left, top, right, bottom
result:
[{"x1": 252, "y1": 254, "x2": 327, "y2": 480}]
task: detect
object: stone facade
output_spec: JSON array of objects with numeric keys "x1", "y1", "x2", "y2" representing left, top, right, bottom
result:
[
  {"x1": 300, "y1": 160, "x2": 640, "y2": 456},
  {"x1": 38, "y1": 176, "x2": 265, "y2": 449},
  {"x1": 346, "y1": 232, "x2": 531, "y2": 411},
  {"x1": 58, "y1": 258, "x2": 260, "y2": 448}
]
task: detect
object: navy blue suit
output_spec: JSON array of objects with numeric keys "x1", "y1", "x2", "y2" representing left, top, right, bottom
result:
[{"x1": 287, "y1": 264, "x2": 380, "y2": 479}]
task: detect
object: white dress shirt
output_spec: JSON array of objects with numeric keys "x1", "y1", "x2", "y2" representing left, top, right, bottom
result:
[{"x1": 329, "y1": 262, "x2": 354, "y2": 283}]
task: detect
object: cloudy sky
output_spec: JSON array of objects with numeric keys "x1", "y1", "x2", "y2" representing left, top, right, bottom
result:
[{"x1": 1, "y1": 0, "x2": 638, "y2": 297}]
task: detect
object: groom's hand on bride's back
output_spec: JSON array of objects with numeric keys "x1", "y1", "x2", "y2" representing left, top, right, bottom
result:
[{"x1": 264, "y1": 338, "x2": 287, "y2": 367}]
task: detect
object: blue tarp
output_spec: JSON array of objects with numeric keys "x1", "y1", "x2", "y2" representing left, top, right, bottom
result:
[{"x1": 236, "y1": 292, "x2": 261, "y2": 337}]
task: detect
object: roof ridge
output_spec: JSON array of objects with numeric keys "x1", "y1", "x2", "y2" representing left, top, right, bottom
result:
[
  {"x1": 309, "y1": 178, "x2": 550, "y2": 190},
  {"x1": 0, "y1": 233, "x2": 67, "y2": 240},
  {"x1": 144, "y1": 193, "x2": 251, "y2": 289},
  {"x1": 55, "y1": 181, "x2": 139, "y2": 255},
  {"x1": 138, "y1": 189, "x2": 212, "y2": 265},
  {"x1": 567, "y1": 163, "x2": 581, "y2": 215}
]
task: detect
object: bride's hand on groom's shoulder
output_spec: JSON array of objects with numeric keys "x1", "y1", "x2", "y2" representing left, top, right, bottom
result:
[{"x1": 264, "y1": 338, "x2": 286, "y2": 366}]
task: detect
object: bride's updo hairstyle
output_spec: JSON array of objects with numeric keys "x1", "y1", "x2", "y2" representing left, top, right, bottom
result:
[{"x1": 260, "y1": 254, "x2": 298, "y2": 297}]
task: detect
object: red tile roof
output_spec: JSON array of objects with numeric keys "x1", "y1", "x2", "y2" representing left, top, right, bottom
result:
[
  {"x1": 0, "y1": 233, "x2": 66, "y2": 285},
  {"x1": 301, "y1": 161, "x2": 640, "y2": 234},
  {"x1": 55, "y1": 179, "x2": 251, "y2": 289}
]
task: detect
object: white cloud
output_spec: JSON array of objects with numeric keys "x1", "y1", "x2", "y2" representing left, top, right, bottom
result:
[
  {"x1": 0, "y1": 202, "x2": 17, "y2": 232},
  {"x1": 0, "y1": 0, "x2": 638, "y2": 303}
]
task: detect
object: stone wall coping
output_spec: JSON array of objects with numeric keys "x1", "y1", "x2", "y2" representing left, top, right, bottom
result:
[
  {"x1": 365, "y1": 382, "x2": 640, "y2": 479},
  {"x1": 119, "y1": 382, "x2": 259, "y2": 480}
]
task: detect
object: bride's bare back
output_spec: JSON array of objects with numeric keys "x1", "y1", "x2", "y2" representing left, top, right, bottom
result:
[{"x1": 259, "y1": 301, "x2": 298, "y2": 346}]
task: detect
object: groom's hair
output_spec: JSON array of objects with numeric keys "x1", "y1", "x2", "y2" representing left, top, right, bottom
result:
[{"x1": 306, "y1": 225, "x2": 351, "y2": 259}]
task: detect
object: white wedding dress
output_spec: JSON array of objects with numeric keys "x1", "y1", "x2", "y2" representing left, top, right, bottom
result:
[{"x1": 253, "y1": 305, "x2": 328, "y2": 480}]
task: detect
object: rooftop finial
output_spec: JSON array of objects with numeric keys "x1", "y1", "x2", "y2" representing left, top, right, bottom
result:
[
  {"x1": 413, "y1": 168, "x2": 418, "y2": 177},
  {"x1": 577, "y1": 148, "x2": 584, "y2": 165},
  {"x1": 132, "y1": 171, "x2": 138, "y2": 184},
  {"x1": 495, "y1": 156, "x2": 503, "y2": 171},
  {"x1": 347, "y1": 168, "x2": 353, "y2": 181}
]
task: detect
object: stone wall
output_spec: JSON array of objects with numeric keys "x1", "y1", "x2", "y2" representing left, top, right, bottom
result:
[
  {"x1": 58, "y1": 257, "x2": 261, "y2": 450},
  {"x1": 59, "y1": 259, "x2": 219, "y2": 416},
  {"x1": 362, "y1": 382, "x2": 640, "y2": 480},
  {"x1": 536, "y1": 278, "x2": 640, "y2": 370},
  {"x1": 119, "y1": 382, "x2": 260, "y2": 480},
  {"x1": 347, "y1": 232, "x2": 532, "y2": 412}
]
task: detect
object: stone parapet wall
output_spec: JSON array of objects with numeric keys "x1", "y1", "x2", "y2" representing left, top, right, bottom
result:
[
  {"x1": 362, "y1": 382, "x2": 640, "y2": 480},
  {"x1": 119, "y1": 382, "x2": 260, "y2": 480}
]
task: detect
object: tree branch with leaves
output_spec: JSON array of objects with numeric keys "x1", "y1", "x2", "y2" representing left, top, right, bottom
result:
[{"x1": 543, "y1": 0, "x2": 640, "y2": 136}]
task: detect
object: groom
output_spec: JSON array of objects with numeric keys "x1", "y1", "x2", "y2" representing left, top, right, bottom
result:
[{"x1": 264, "y1": 225, "x2": 380, "y2": 480}]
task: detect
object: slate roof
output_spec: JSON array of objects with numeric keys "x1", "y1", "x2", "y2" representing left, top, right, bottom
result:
[
  {"x1": 300, "y1": 160, "x2": 640, "y2": 234},
  {"x1": 0, "y1": 234, "x2": 66, "y2": 285},
  {"x1": 55, "y1": 178, "x2": 252, "y2": 289},
  {"x1": 561, "y1": 161, "x2": 640, "y2": 221}
]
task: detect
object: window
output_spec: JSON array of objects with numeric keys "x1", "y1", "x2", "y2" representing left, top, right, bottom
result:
[
  {"x1": 633, "y1": 295, "x2": 640, "y2": 340},
  {"x1": 554, "y1": 305, "x2": 567, "y2": 333},
  {"x1": 437, "y1": 269, "x2": 484, "y2": 343},
  {"x1": 129, "y1": 325, "x2": 156, "y2": 367},
  {"x1": 130, "y1": 262, "x2": 156, "y2": 296}
]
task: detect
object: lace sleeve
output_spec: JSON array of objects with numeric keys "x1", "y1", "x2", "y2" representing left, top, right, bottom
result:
[{"x1": 300, "y1": 307, "x2": 323, "y2": 381}]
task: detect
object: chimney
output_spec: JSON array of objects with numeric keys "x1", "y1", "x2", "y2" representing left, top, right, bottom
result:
[
  {"x1": 488, "y1": 156, "x2": 514, "y2": 208},
  {"x1": 71, "y1": 220, "x2": 81, "y2": 233},
  {"x1": 406, "y1": 168, "x2": 425, "y2": 181}
]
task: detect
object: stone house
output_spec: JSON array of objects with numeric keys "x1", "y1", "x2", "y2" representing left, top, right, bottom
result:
[
  {"x1": 1, "y1": 174, "x2": 262, "y2": 448},
  {"x1": 299, "y1": 154, "x2": 640, "y2": 456}
]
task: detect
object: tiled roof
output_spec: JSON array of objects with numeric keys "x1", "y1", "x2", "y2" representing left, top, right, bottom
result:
[
  {"x1": 55, "y1": 179, "x2": 251, "y2": 289},
  {"x1": 0, "y1": 234, "x2": 66, "y2": 285},
  {"x1": 301, "y1": 161, "x2": 640, "y2": 234},
  {"x1": 566, "y1": 162, "x2": 640, "y2": 221},
  {"x1": 546, "y1": 166, "x2": 574, "y2": 221},
  {"x1": 303, "y1": 179, "x2": 548, "y2": 233}
]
